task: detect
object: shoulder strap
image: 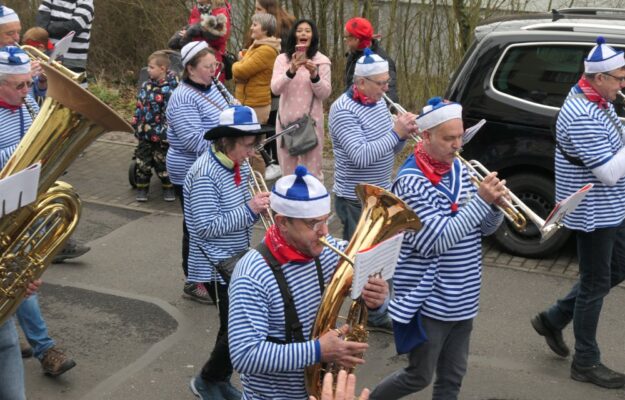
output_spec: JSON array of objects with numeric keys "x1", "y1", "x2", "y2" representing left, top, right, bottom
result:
[
  {"x1": 553, "y1": 94, "x2": 584, "y2": 167},
  {"x1": 184, "y1": 83, "x2": 226, "y2": 111},
  {"x1": 256, "y1": 242, "x2": 305, "y2": 343}
]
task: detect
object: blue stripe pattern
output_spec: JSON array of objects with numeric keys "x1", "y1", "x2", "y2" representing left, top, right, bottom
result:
[
  {"x1": 555, "y1": 86, "x2": 625, "y2": 231},
  {"x1": 229, "y1": 237, "x2": 345, "y2": 400},
  {"x1": 0, "y1": 96, "x2": 39, "y2": 169},
  {"x1": 183, "y1": 148, "x2": 257, "y2": 283},
  {"x1": 329, "y1": 93, "x2": 405, "y2": 200},
  {"x1": 389, "y1": 157, "x2": 502, "y2": 323},
  {"x1": 166, "y1": 83, "x2": 228, "y2": 185}
]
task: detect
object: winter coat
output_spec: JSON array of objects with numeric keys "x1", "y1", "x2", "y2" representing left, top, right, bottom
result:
[{"x1": 232, "y1": 37, "x2": 281, "y2": 107}]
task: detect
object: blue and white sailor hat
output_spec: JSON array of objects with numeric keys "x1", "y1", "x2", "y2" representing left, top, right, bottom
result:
[
  {"x1": 0, "y1": 46, "x2": 31, "y2": 75},
  {"x1": 584, "y1": 36, "x2": 625, "y2": 74},
  {"x1": 416, "y1": 97, "x2": 462, "y2": 131},
  {"x1": 354, "y1": 47, "x2": 388, "y2": 77},
  {"x1": 0, "y1": 6, "x2": 19, "y2": 26},
  {"x1": 204, "y1": 105, "x2": 272, "y2": 140},
  {"x1": 270, "y1": 165, "x2": 331, "y2": 219},
  {"x1": 181, "y1": 40, "x2": 209, "y2": 67}
]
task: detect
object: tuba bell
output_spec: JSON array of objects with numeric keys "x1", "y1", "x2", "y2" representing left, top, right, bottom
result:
[
  {"x1": 305, "y1": 183, "x2": 422, "y2": 398},
  {"x1": 0, "y1": 62, "x2": 132, "y2": 326}
]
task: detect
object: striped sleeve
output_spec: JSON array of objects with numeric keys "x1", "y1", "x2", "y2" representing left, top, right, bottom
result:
[{"x1": 166, "y1": 99, "x2": 211, "y2": 154}]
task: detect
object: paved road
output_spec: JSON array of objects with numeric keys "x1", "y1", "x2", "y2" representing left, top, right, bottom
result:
[{"x1": 18, "y1": 139, "x2": 625, "y2": 399}]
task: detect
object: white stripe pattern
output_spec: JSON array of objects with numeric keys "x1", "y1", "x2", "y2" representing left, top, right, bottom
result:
[
  {"x1": 0, "y1": 96, "x2": 39, "y2": 169},
  {"x1": 229, "y1": 237, "x2": 345, "y2": 400},
  {"x1": 389, "y1": 157, "x2": 502, "y2": 323},
  {"x1": 166, "y1": 83, "x2": 228, "y2": 185},
  {"x1": 555, "y1": 86, "x2": 625, "y2": 231},
  {"x1": 183, "y1": 148, "x2": 257, "y2": 283},
  {"x1": 329, "y1": 93, "x2": 405, "y2": 200}
]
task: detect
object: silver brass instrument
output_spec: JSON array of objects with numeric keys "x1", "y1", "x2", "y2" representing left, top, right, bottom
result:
[
  {"x1": 0, "y1": 62, "x2": 132, "y2": 326},
  {"x1": 254, "y1": 122, "x2": 300, "y2": 152},
  {"x1": 383, "y1": 94, "x2": 561, "y2": 241},
  {"x1": 246, "y1": 158, "x2": 274, "y2": 229},
  {"x1": 305, "y1": 184, "x2": 422, "y2": 398}
]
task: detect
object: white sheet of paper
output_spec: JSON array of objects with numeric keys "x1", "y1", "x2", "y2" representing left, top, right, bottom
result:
[
  {"x1": 49, "y1": 31, "x2": 75, "y2": 62},
  {"x1": 462, "y1": 119, "x2": 486, "y2": 145},
  {"x1": 543, "y1": 183, "x2": 593, "y2": 229},
  {"x1": 0, "y1": 163, "x2": 41, "y2": 217},
  {"x1": 351, "y1": 233, "x2": 404, "y2": 300}
]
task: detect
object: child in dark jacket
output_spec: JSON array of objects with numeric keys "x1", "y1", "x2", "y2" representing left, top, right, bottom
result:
[{"x1": 132, "y1": 50, "x2": 179, "y2": 202}]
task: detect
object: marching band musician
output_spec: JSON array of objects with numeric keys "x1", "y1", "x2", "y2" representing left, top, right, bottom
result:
[
  {"x1": 185, "y1": 105, "x2": 270, "y2": 400},
  {"x1": 369, "y1": 98, "x2": 504, "y2": 400},
  {"x1": 228, "y1": 165, "x2": 389, "y2": 400},
  {"x1": 328, "y1": 47, "x2": 416, "y2": 331},
  {"x1": 531, "y1": 37, "x2": 625, "y2": 389},
  {"x1": 0, "y1": 45, "x2": 77, "y2": 377}
]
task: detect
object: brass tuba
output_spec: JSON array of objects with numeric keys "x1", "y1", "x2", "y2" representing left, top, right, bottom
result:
[
  {"x1": 305, "y1": 183, "x2": 422, "y2": 398},
  {"x1": 0, "y1": 62, "x2": 132, "y2": 326}
]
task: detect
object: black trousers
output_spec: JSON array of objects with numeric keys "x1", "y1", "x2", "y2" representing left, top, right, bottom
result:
[
  {"x1": 173, "y1": 184, "x2": 189, "y2": 278},
  {"x1": 200, "y1": 281, "x2": 233, "y2": 382}
]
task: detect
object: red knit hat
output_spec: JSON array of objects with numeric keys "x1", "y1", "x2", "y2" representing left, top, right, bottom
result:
[{"x1": 345, "y1": 17, "x2": 373, "y2": 50}]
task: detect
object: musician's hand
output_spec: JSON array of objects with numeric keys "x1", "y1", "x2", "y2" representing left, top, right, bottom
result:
[
  {"x1": 248, "y1": 191, "x2": 270, "y2": 215},
  {"x1": 309, "y1": 371, "x2": 370, "y2": 400},
  {"x1": 25, "y1": 279, "x2": 42, "y2": 297},
  {"x1": 393, "y1": 112, "x2": 418, "y2": 140},
  {"x1": 319, "y1": 324, "x2": 368, "y2": 368},
  {"x1": 31, "y1": 60, "x2": 43, "y2": 78},
  {"x1": 478, "y1": 172, "x2": 507, "y2": 204},
  {"x1": 361, "y1": 276, "x2": 388, "y2": 309}
]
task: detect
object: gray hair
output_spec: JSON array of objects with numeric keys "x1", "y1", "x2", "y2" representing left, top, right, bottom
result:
[{"x1": 252, "y1": 13, "x2": 276, "y2": 37}]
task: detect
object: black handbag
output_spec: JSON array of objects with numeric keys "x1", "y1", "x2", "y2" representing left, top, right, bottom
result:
[
  {"x1": 278, "y1": 97, "x2": 318, "y2": 157},
  {"x1": 214, "y1": 249, "x2": 248, "y2": 283}
]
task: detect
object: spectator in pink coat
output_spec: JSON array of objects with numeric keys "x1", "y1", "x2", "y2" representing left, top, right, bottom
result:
[{"x1": 270, "y1": 19, "x2": 331, "y2": 181}]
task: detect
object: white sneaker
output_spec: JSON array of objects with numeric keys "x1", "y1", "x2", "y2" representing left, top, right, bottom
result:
[{"x1": 264, "y1": 164, "x2": 282, "y2": 180}]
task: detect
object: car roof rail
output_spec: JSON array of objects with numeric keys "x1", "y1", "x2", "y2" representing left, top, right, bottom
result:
[
  {"x1": 522, "y1": 22, "x2": 625, "y2": 35},
  {"x1": 552, "y1": 8, "x2": 625, "y2": 21}
]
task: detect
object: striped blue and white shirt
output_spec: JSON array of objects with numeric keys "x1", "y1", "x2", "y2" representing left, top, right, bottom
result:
[
  {"x1": 555, "y1": 85, "x2": 625, "y2": 231},
  {"x1": 329, "y1": 92, "x2": 405, "y2": 200},
  {"x1": 166, "y1": 83, "x2": 228, "y2": 185},
  {"x1": 183, "y1": 147, "x2": 257, "y2": 283},
  {"x1": 389, "y1": 156, "x2": 503, "y2": 323},
  {"x1": 0, "y1": 96, "x2": 39, "y2": 169},
  {"x1": 229, "y1": 236, "x2": 345, "y2": 400}
]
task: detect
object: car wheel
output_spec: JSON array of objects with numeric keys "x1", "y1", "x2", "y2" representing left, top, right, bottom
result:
[
  {"x1": 128, "y1": 159, "x2": 138, "y2": 189},
  {"x1": 492, "y1": 173, "x2": 571, "y2": 258}
]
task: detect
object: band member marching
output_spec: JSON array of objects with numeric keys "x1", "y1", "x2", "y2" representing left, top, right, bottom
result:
[
  {"x1": 369, "y1": 98, "x2": 505, "y2": 400},
  {"x1": 228, "y1": 165, "x2": 389, "y2": 400}
]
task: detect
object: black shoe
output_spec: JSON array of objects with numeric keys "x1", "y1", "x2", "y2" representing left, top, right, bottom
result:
[
  {"x1": 531, "y1": 312, "x2": 570, "y2": 357},
  {"x1": 571, "y1": 362, "x2": 625, "y2": 389},
  {"x1": 52, "y1": 239, "x2": 91, "y2": 263},
  {"x1": 21, "y1": 340, "x2": 33, "y2": 358},
  {"x1": 136, "y1": 187, "x2": 149, "y2": 202},
  {"x1": 162, "y1": 187, "x2": 175, "y2": 202}
]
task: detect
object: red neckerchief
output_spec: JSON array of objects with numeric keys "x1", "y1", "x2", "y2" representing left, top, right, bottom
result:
[
  {"x1": 233, "y1": 161, "x2": 241, "y2": 186},
  {"x1": 578, "y1": 76, "x2": 609, "y2": 110},
  {"x1": 0, "y1": 100, "x2": 20, "y2": 112},
  {"x1": 352, "y1": 85, "x2": 376, "y2": 105},
  {"x1": 414, "y1": 141, "x2": 452, "y2": 185},
  {"x1": 264, "y1": 224, "x2": 312, "y2": 264}
]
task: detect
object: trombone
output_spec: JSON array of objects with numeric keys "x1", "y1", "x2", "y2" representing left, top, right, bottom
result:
[
  {"x1": 383, "y1": 94, "x2": 561, "y2": 241},
  {"x1": 246, "y1": 158, "x2": 274, "y2": 230}
]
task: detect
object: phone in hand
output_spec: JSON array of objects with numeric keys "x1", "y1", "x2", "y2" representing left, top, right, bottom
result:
[{"x1": 295, "y1": 44, "x2": 307, "y2": 54}]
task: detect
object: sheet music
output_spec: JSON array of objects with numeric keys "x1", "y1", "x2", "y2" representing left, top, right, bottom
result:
[
  {"x1": 0, "y1": 163, "x2": 41, "y2": 217},
  {"x1": 351, "y1": 233, "x2": 404, "y2": 299},
  {"x1": 543, "y1": 183, "x2": 593, "y2": 229},
  {"x1": 49, "y1": 31, "x2": 75, "y2": 62}
]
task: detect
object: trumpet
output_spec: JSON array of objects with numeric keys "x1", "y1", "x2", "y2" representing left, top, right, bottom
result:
[
  {"x1": 383, "y1": 94, "x2": 561, "y2": 241},
  {"x1": 246, "y1": 158, "x2": 274, "y2": 230}
]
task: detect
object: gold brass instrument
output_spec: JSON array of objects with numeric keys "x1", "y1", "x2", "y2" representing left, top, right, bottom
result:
[
  {"x1": 21, "y1": 44, "x2": 86, "y2": 83},
  {"x1": 246, "y1": 158, "x2": 274, "y2": 229},
  {"x1": 383, "y1": 94, "x2": 561, "y2": 241},
  {"x1": 305, "y1": 184, "x2": 422, "y2": 398},
  {"x1": 0, "y1": 62, "x2": 132, "y2": 326}
]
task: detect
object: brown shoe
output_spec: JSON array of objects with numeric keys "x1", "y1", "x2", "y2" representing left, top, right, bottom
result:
[{"x1": 40, "y1": 347, "x2": 76, "y2": 376}]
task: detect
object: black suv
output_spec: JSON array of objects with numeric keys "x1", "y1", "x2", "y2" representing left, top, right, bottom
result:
[{"x1": 445, "y1": 8, "x2": 625, "y2": 258}]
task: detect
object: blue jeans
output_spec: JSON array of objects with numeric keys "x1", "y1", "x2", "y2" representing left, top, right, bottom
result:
[
  {"x1": 545, "y1": 220, "x2": 625, "y2": 367},
  {"x1": 16, "y1": 294, "x2": 55, "y2": 359},
  {"x1": 0, "y1": 319, "x2": 26, "y2": 400}
]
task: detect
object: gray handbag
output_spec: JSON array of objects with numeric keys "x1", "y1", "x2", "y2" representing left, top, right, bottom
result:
[{"x1": 278, "y1": 97, "x2": 318, "y2": 156}]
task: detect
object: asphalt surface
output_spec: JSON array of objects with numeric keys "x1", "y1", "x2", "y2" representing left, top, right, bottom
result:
[{"x1": 17, "y1": 138, "x2": 625, "y2": 400}]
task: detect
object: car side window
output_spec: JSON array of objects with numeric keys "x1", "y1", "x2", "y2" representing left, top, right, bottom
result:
[{"x1": 493, "y1": 44, "x2": 590, "y2": 108}]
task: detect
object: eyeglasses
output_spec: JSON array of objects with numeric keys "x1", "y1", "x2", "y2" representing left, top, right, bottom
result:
[
  {"x1": 2, "y1": 80, "x2": 33, "y2": 90},
  {"x1": 300, "y1": 214, "x2": 333, "y2": 232},
  {"x1": 602, "y1": 73, "x2": 625, "y2": 83},
  {"x1": 364, "y1": 76, "x2": 391, "y2": 87}
]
